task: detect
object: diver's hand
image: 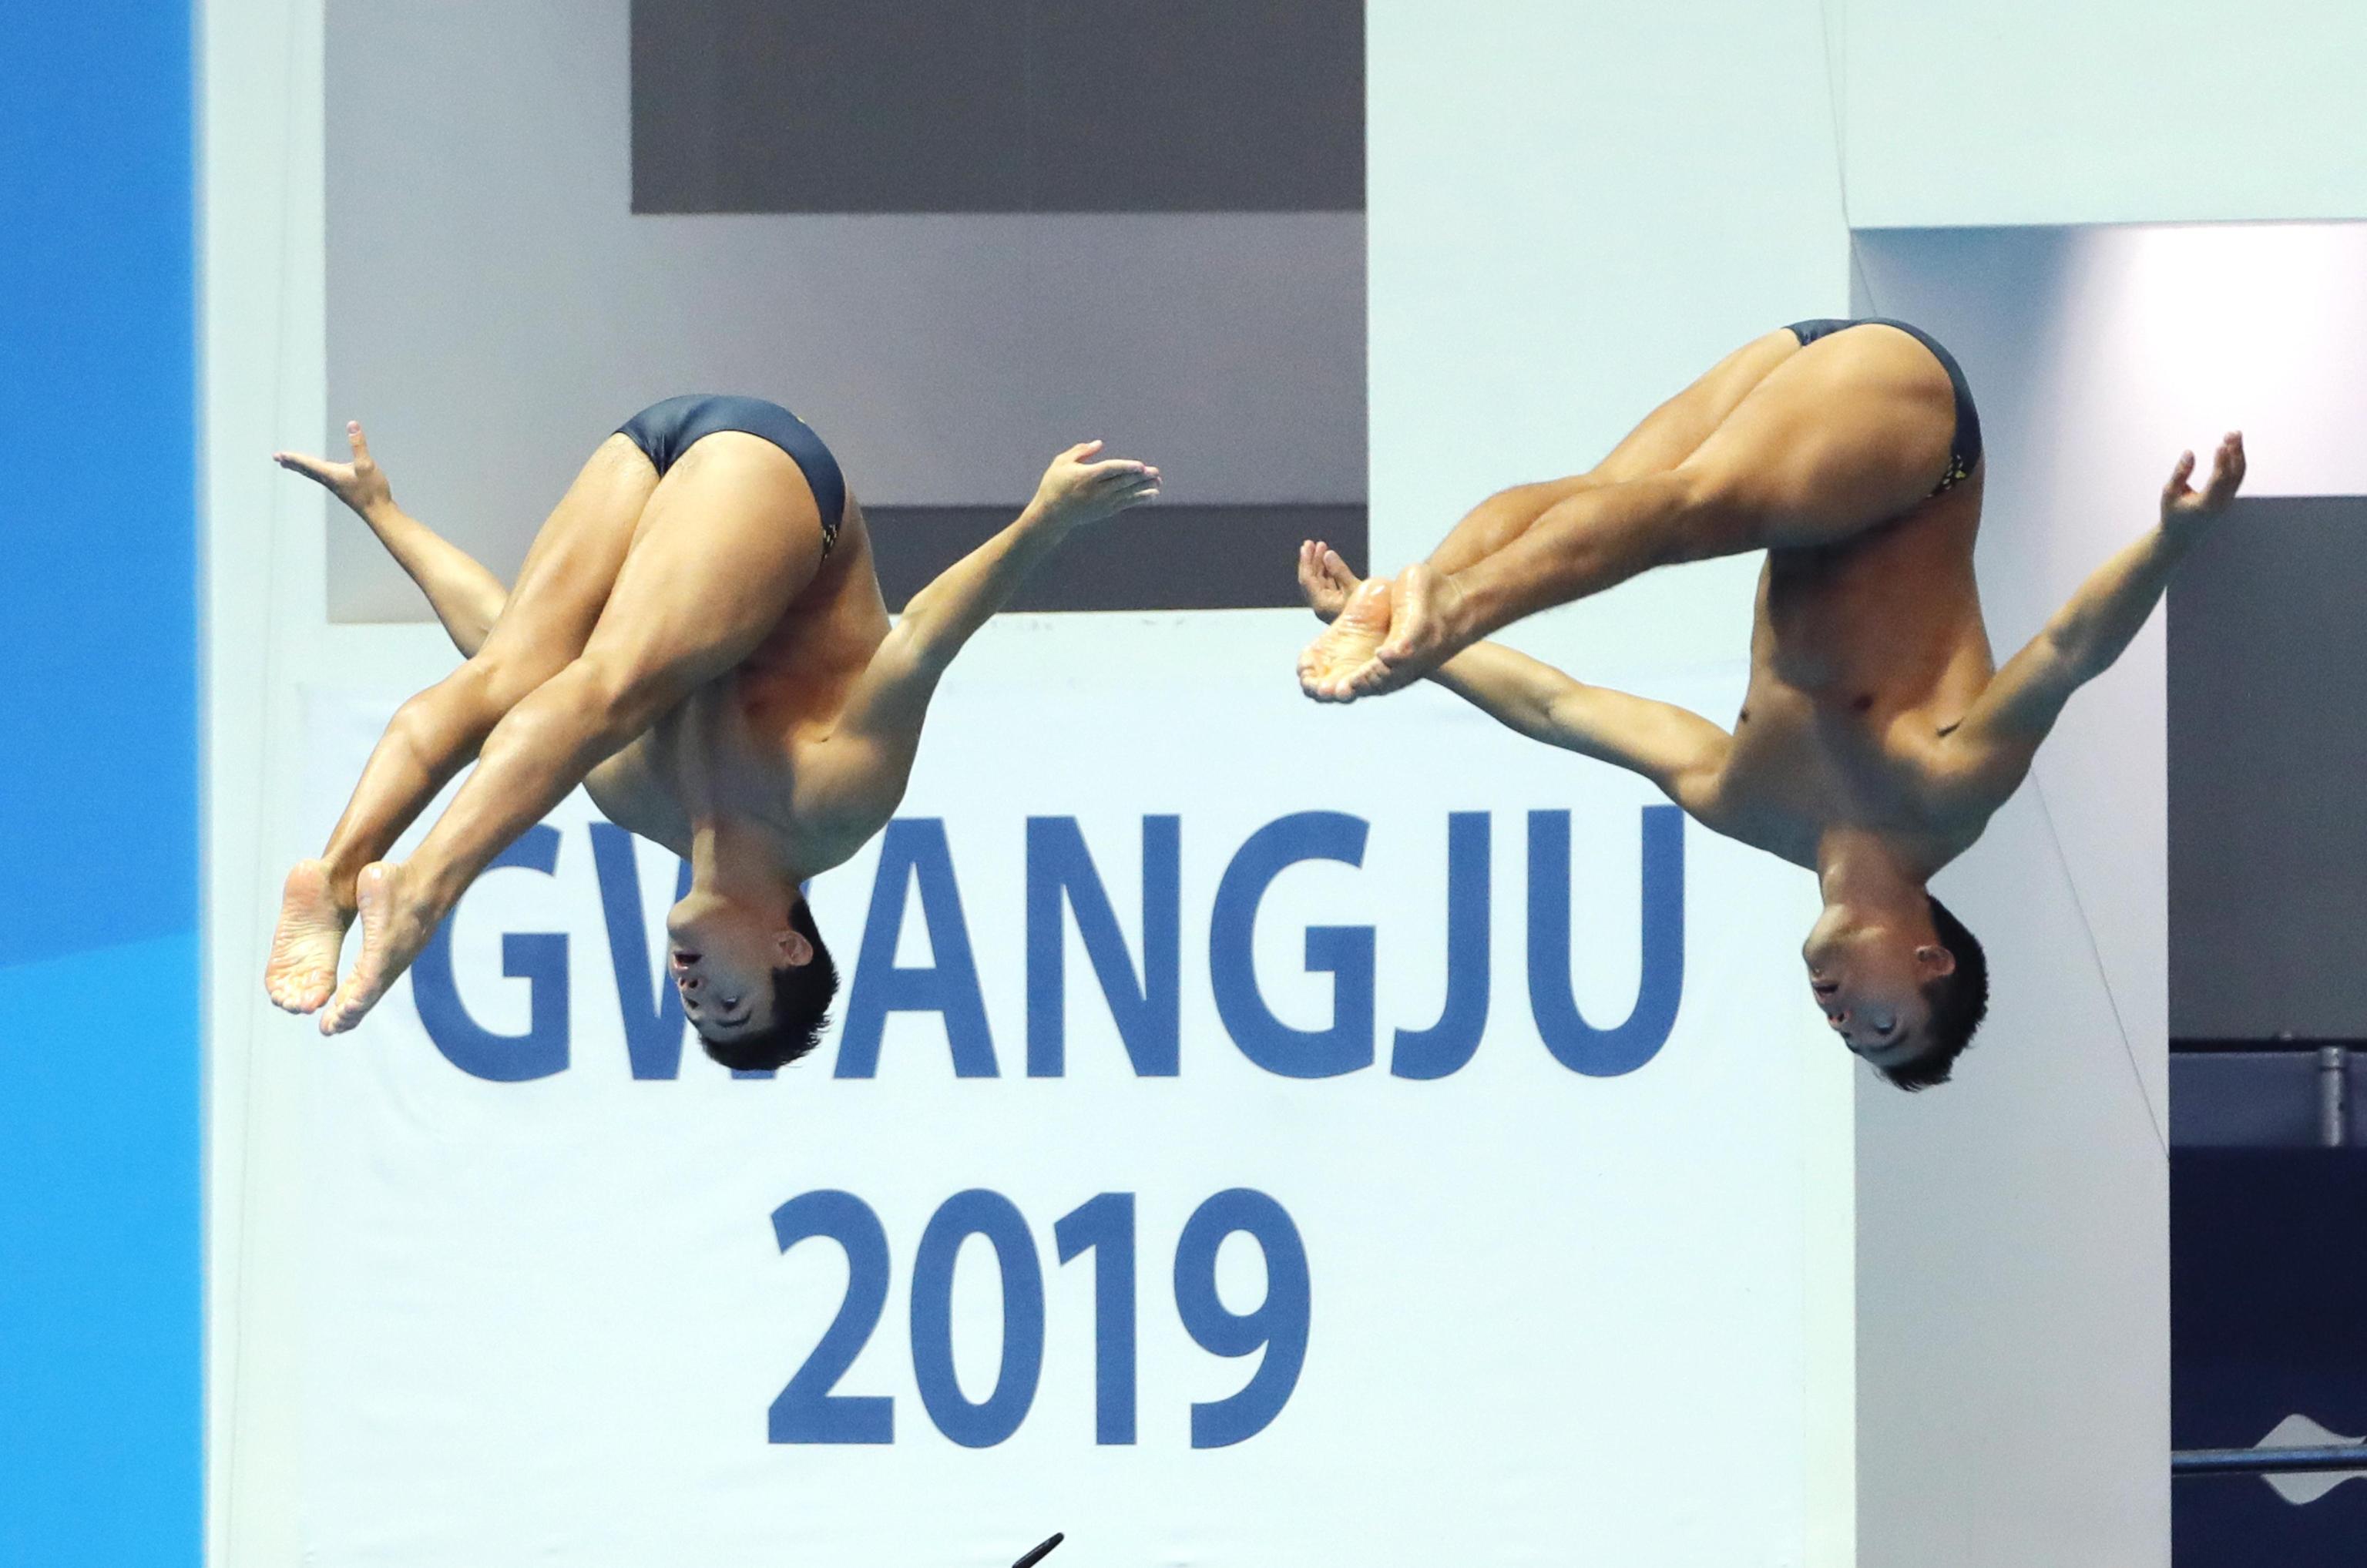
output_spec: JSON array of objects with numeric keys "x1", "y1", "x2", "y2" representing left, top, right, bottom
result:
[
  {"x1": 2161, "y1": 431, "x2": 2245, "y2": 538},
  {"x1": 275, "y1": 420, "x2": 394, "y2": 521},
  {"x1": 1296, "y1": 539, "x2": 1363, "y2": 623},
  {"x1": 1027, "y1": 440, "x2": 1162, "y2": 531}
]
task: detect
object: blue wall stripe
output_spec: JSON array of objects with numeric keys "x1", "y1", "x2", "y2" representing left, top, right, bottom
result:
[
  {"x1": 0, "y1": 3, "x2": 201, "y2": 968},
  {"x1": 0, "y1": 936, "x2": 203, "y2": 1567},
  {"x1": 0, "y1": 5, "x2": 201, "y2": 1567}
]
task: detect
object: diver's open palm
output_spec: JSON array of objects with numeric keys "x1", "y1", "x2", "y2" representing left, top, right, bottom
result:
[
  {"x1": 1296, "y1": 539, "x2": 1362, "y2": 623},
  {"x1": 275, "y1": 420, "x2": 392, "y2": 518},
  {"x1": 2162, "y1": 430, "x2": 2245, "y2": 532},
  {"x1": 1031, "y1": 440, "x2": 1162, "y2": 528}
]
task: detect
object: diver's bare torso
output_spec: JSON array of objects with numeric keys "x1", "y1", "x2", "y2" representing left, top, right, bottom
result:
[
  {"x1": 1694, "y1": 473, "x2": 1997, "y2": 871},
  {"x1": 586, "y1": 500, "x2": 908, "y2": 870},
  {"x1": 1298, "y1": 302, "x2": 2243, "y2": 1069}
]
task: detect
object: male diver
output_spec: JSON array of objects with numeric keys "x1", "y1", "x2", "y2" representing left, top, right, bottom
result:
[
  {"x1": 266, "y1": 398, "x2": 1159, "y2": 1066},
  {"x1": 1296, "y1": 319, "x2": 2246, "y2": 1086}
]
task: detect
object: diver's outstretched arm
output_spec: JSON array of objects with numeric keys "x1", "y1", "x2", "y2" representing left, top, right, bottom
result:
[
  {"x1": 821, "y1": 442, "x2": 1160, "y2": 784},
  {"x1": 1424, "y1": 640, "x2": 1733, "y2": 811},
  {"x1": 1939, "y1": 432, "x2": 2246, "y2": 812},
  {"x1": 894, "y1": 442, "x2": 1159, "y2": 670},
  {"x1": 1298, "y1": 540, "x2": 1730, "y2": 813},
  {"x1": 276, "y1": 420, "x2": 509, "y2": 655}
]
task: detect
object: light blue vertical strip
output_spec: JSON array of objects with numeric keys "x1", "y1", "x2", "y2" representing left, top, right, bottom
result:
[{"x1": 0, "y1": 3, "x2": 201, "y2": 1566}]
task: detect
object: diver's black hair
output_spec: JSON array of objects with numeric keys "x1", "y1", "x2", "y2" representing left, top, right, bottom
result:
[
  {"x1": 700, "y1": 900, "x2": 838, "y2": 1073},
  {"x1": 1878, "y1": 894, "x2": 1989, "y2": 1092}
]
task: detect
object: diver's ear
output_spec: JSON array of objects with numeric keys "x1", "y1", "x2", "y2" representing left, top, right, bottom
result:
[
  {"x1": 1914, "y1": 942, "x2": 1959, "y2": 979},
  {"x1": 779, "y1": 926, "x2": 814, "y2": 967}
]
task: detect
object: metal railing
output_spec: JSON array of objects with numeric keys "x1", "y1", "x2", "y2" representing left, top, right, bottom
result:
[
  {"x1": 2170, "y1": 1036, "x2": 2356, "y2": 1147},
  {"x1": 2174, "y1": 1444, "x2": 2367, "y2": 1478}
]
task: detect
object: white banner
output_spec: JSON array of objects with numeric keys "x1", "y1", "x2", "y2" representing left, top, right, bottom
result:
[{"x1": 287, "y1": 616, "x2": 1839, "y2": 1566}]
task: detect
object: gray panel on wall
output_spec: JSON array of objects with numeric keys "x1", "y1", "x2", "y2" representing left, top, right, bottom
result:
[
  {"x1": 2170, "y1": 495, "x2": 2367, "y2": 1039},
  {"x1": 631, "y1": 0, "x2": 1365, "y2": 213},
  {"x1": 868, "y1": 504, "x2": 1364, "y2": 612}
]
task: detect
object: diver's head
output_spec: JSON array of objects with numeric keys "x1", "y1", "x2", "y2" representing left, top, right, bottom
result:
[
  {"x1": 1804, "y1": 892, "x2": 1988, "y2": 1090},
  {"x1": 666, "y1": 881, "x2": 838, "y2": 1072}
]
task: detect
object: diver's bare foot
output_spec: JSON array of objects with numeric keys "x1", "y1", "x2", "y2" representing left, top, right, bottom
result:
[
  {"x1": 1296, "y1": 539, "x2": 1363, "y2": 623},
  {"x1": 1297, "y1": 578, "x2": 1394, "y2": 701},
  {"x1": 319, "y1": 861, "x2": 435, "y2": 1036},
  {"x1": 264, "y1": 859, "x2": 352, "y2": 1014},
  {"x1": 1341, "y1": 562, "x2": 1474, "y2": 699}
]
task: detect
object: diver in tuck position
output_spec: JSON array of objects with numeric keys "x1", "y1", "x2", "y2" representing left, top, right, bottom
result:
[
  {"x1": 1296, "y1": 318, "x2": 2246, "y2": 1087},
  {"x1": 266, "y1": 397, "x2": 1159, "y2": 1065}
]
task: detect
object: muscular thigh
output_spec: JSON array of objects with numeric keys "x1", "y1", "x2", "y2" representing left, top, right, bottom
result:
[
  {"x1": 473, "y1": 435, "x2": 660, "y2": 680},
  {"x1": 1677, "y1": 323, "x2": 1958, "y2": 550},
  {"x1": 581, "y1": 431, "x2": 827, "y2": 690},
  {"x1": 1588, "y1": 329, "x2": 1805, "y2": 483},
  {"x1": 1432, "y1": 329, "x2": 1808, "y2": 567}
]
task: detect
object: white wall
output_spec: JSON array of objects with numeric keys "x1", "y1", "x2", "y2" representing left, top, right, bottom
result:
[
  {"x1": 202, "y1": 0, "x2": 326, "y2": 1562},
  {"x1": 1367, "y1": 2, "x2": 1859, "y2": 1557},
  {"x1": 1372, "y1": 0, "x2": 1865, "y2": 1553},
  {"x1": 1368, "y1": 0, "x2": 1855, "y2": 667},
  {"x1": 1372, "y1": 3, "x2": 2367, "y2": 1564},
  {"x1": 1852, "y1": 230, "x2": 2172, "y2": 1568},
  {"x1": 1849, "y1": 223, "x2": 2367, "y2": 1566},
  {"x1": 1841, "y1": 0, "x2": 2367, "y2": 227}
]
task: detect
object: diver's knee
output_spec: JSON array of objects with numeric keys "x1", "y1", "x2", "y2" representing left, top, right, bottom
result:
[
  {"x1": 458, "y1": 648, "x2": 565, "y2": 716},
  {"x1": 1660, "y1": 463, "x2": 1764, "y2": 562}
]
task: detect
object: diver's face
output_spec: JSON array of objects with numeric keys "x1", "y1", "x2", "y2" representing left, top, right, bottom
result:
[
  {"x1": 1804, "y1": 924, "x2": 1950, "y2": 1067},
  {"x1": 666, "y1": 890, "x2": 811, "y2": 1047}
]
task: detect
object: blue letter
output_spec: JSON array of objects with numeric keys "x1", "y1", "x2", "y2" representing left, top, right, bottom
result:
[
  {"x1": 1391, "y1": 811, "x2": 1492, "y2": 1079},
  {"x1": 1209, "y1": 812, "x2": 1374, "y2": 1078},
  {"x1": 1173, "y1": 1190, "x2": 1311, "y2": 1448},
  {"x1": 909, "y1": 1190, "x2": 1045, "y2": 1448},
  {"x1": 1026, "y1": 816, "x2": 1180, "y2": 1077},
  {"x1": 1526, "y1": 806, "x2": 1684, "y2": 1077},
  {"x1": 769, "y1": 1190, "x2": 895, "y2": 1444},
  {"x1": 414, "y1": 824, "x2": 569, "y2": 1082},
  {"x1": 1055, "y1": 1193, "x2": 1138, "y2": 1445},
  {"x1": 836, "y1": 819, "x2": 998, "y2": 1078},
  {"x1": 589, "y1": 824, "x2": 699, "y2": 1079}
]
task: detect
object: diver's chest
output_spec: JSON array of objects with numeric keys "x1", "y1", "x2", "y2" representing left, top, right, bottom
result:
[
  {"x1": 1727, "y1": 703, "x2": 1929, "y2": 834},
  {"x1": 1758, "y1": 595, "x2": 1931, "y2": 696},
  {"x1": 1761, "y1": 538, "x2": 1981, "y2": 690},
  {"x1": 1726, "y1": 709, "x2": 1832, "y2": 822},
  {"x1": 636, "y1": 688, "x2": 796, "y2": 801}
]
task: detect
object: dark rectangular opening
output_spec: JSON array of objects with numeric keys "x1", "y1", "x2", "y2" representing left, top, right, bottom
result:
[
  {"x1": 2168, "y1": 495, "x2": 2367, "y2": 1045},
  {"x1": 867, "y1": 503, "x2": 1364, "y2": 613},
  {"x1": 632, "y1": 0, "x2": 1365, "y2": 213}
]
